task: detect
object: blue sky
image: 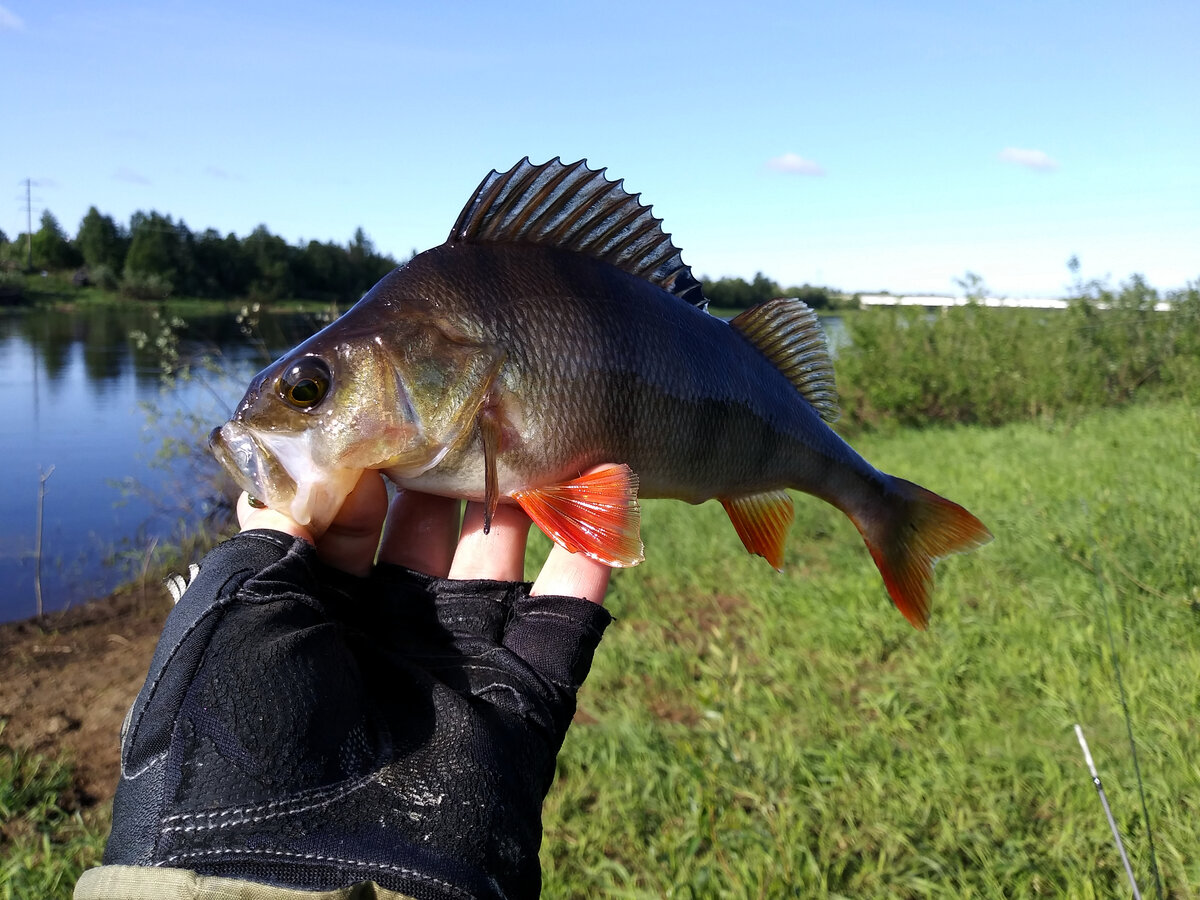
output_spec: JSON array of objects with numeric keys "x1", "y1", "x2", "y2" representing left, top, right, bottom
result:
[{"x1": 4, "y1": 1, "x2": 1197, "y2": 297}]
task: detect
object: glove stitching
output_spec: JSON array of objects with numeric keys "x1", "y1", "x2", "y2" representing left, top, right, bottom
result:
[
  {"x1": 156, "y1": 848, "x2": 477, "y2": 900},
  {"x1": 160, "y1": 773, "x2": 376, "y2": 829},
  {"x1": 418, "y1": 660, "x2": 507, "y2": 674},
  {"x1": 455, "y1": 662, "x2": 542, "y2": 690},
  {"x1": 509, "y1": 608, "x2": 608, "y2": 637},
  {"x1": 459, "y1": 656, "x2": 574, "y2": 695}
]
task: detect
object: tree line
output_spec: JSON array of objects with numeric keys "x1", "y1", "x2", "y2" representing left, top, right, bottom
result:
[
  {"x1": 0, "y1": 208, "x2": 399, "y2": 303},
  {"x1": 701, "y1": 272, "x2": 846, "y2": 310},
  {"x1": 0, "y1": 207, "x2": 848, "y2": 309}
]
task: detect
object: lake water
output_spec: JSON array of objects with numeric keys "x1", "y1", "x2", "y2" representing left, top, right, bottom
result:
[
  {"x1": 0, "y1": 303, "x2": 846, "y2": 624},
  {"x1": 0, "y1": 304, "x2": 337, "y2": 623}
]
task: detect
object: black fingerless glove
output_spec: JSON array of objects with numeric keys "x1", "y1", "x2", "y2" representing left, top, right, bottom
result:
[{"x1": 94, "y1": 530, "x2": 611, "y2": 900}]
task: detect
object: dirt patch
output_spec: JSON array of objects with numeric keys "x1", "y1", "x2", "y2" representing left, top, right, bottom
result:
[
  {"x1": 0, "y1": 583, "x2": 171, "y2": 806},
  {"x1": 648, "y1": 692, "x2": 701, "y2": 726},
  {"x1": 663, "y1": 592, "x2": 758, "y2": 659},
  {"x1": 691, "y1": 593, "x2": 751, "y2": 634}
]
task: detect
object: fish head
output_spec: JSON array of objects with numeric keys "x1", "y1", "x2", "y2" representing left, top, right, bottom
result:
[
  {"x1": 210, "y1": 293, "x2": 505, "y2": 534},
  {"x1": 209, "y1": 337, "x2": 423, "y2": 533}
]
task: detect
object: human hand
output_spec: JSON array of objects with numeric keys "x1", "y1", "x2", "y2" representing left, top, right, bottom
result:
[
  {"x1": 237, "y1": 469, "x2": 613, "y2": 602},
  {"x1": 83, "y1": 472, "x2": 615, "y2": 900}
]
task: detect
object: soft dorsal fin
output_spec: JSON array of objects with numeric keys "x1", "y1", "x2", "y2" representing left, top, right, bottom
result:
[
  {"x1": 730, "y1": 298, "x2": 840, "y2": 423},
  {"x1": 448, "y1": 157, "x2": 708, "y2": 309}
]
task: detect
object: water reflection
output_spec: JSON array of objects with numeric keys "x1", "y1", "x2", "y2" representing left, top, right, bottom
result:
[{"x1": 1, "y1": 303, "x2": 337, "y2": 623}]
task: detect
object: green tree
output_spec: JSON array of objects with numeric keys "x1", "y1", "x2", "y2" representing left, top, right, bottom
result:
[
  {"x1": 31, "y1": 210, "x2": 82, "y2": 270},
  {"x1": 123, "y1": 211, "x2": 199, "y2": 298},
  {"x1": 701, "y1": 272, "x2": 782, "y2": 309},
  {"x1": 293, "y1": 239, "x2": 351, "y2": 302},
  {"x1": 193, "y1": 228, "x2": 253, "y2": 297},
  {"x1": 783, "y1": 283, "x2": 833, "y2": 309},
  {"x1": 954, "y1": 271, "x2": 989, "y2": 303},
  {"x1": 76, "y1": 206, "x2": 127, "y2": 272},
  {"x1": 244, "y1": 224, "x2": 294, "y2": 301},
  {"x1": 125, "y1": 211, "x2": 179, "y2": 278},
  {"x1": 347, "y1": 227, "x2": 395, "y2": 296}
]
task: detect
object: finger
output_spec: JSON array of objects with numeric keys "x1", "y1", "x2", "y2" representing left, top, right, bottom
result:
[
  {"x1": 377, "y1": 490, "x2": 461, "y2": 577},
  {"x1": 448, "y1": 502, "x2": 532, "y2": 582},
  {"x1": 313, "y1": 471, "x2": 389, "y2": 577},
  {"x1": 237, "y1": 492, "x2": 313, "y2": 544},
  {"x1": 531, "y1": 541, "x2": 613, "y2": 605}
]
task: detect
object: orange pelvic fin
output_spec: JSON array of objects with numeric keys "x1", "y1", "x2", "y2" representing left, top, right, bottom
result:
[
  {"x1": 477, "y1": 405, "x2": 504, "y2": 533},
  {"x1": 512, "y1": 464, "x2": 644, "y2": 567},
  {"x1": 850, "y1": 477, "x2": 993, "y2": 630},
  {"x1": 720, "y1": 490, "x2": 795, "y2": 570}
]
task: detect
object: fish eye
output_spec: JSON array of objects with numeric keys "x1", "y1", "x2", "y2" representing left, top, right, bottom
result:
[{"x1": 278, "y1": 358, "x2": 331, "y2": 411}]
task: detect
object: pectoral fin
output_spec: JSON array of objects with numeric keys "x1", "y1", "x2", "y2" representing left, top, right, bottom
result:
[
  {"x1": 513, "y1": 464, "x2": 644, "y2": 567},
  {"x1": 720, "y1": 490, "x2": 795, "y2": 570}
]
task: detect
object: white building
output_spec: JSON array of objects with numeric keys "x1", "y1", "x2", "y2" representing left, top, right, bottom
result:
[{"x1": 857, "y1": 294, "x2": 1068, "y2": 309}]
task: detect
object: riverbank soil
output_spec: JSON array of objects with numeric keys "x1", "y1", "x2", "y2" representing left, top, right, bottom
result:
[{"x1": 0, "y1": 581, "x2": 170, "y2": 805}]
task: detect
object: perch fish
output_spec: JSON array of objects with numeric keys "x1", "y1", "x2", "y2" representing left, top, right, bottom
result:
[{"x1": 210, "y1": 158, "x2": 992, "y2": 628}]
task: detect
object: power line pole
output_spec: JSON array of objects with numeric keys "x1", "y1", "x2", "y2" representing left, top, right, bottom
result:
[{"x1": 24, "y1": 177, "x2": 33, "y2": 271}]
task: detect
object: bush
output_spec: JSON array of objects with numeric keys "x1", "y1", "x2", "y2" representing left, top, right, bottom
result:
[
  {"x1": 834, "y1": 276, "x2": 1200, "y2": 429},
  {"x1": 88, "y1": 265, "x2": 120, "y2": 292},
  {"x1": 119, "y1": 272, "x2": 173, "y2": 300}
]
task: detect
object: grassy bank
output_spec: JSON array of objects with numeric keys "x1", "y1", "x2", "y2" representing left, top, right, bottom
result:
[
  {"x1": 540, "y1": 400, "x2": 1199, "y2": 897},
  {"x1": 5, "y1": 274, "x2": 347, "y2": 316},
  {"x1": 0, "y1": 729, "x2": 107, "y2": 898}
]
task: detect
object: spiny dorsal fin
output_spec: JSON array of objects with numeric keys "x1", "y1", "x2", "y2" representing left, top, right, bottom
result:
[
  {"x1": 448, "y1": 157, "x2": 708, "y2": 309},
  {"x1": 730, "y1": 298, "x2": 840, "y2": 423}
]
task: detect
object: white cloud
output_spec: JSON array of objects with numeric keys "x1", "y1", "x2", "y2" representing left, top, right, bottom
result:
[
  {"x1": 767, "y1": 153, "x2": 826, "y2": 176},
  {"x1": 998, "y1": 147, "x2": 1058, "y2": 171},
  {"x1": 0, "y1": 4, "x2": 21, "y2": 30},
  {"x1": 0, "y1": 5, "x2": 23, "y2": 30},
  {"x1": 114, "y1": 167, "x2": 151, "y2": 185},
  {"x1": 203, "y1": 165, "x2": 245, "y2": 181}
]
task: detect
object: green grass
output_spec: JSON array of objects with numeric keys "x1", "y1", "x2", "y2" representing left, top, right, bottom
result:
[
  {"x1": 0, "y1": 729, "x2": 106, "y2": 899},
  {"x1": 540, "y1": 401, "x2": 1200, "y2": 898},
  {"x1": 6, "y1": 402, "x2": 1196, "y2": 897}
]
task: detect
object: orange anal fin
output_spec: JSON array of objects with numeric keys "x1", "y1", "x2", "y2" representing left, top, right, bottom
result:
[
  {"x1": 720, "y1": 490, "x2": 794, "y2": 571},
  {"x1": 512, "y1": 464, "x2": 644, "y2": 568},
  {"x1": 850, "y1": 477, "x2": 993, "y2": 630}
]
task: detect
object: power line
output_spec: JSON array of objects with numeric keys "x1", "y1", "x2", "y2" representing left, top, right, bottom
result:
[{"x1": 24, "y1": 178, "x2": 33, "y2": 270}]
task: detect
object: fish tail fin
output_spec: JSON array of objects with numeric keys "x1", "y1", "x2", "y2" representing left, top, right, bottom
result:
[{"x1": 848, "y1": 476, "x2": 992, "y2": 629}]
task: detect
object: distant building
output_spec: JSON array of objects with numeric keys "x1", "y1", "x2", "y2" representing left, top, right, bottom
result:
[
  {"x1": 856, "y1": 293, "x2": 1171, "y2": 311},
  {"x1": 857, "y1": 294, "x2": 1068, "y2": 309}
]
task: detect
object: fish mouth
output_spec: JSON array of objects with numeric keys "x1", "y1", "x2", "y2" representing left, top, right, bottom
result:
[
  {"x1": 209, "y1": 421, "x2": 298, "y2": 513},
  {"x1": 208, "y1": 421, "x2": 363, "y2": 532}
]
